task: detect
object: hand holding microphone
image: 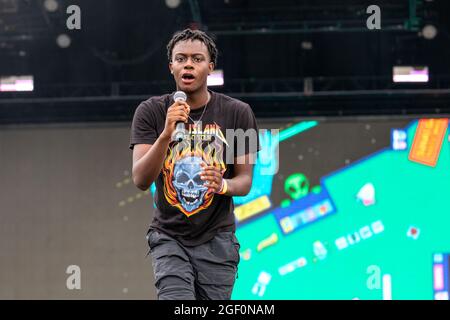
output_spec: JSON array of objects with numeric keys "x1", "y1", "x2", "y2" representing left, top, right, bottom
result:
[{"x1": 161, "y1": 91, "x2": 190, "y2": 142}]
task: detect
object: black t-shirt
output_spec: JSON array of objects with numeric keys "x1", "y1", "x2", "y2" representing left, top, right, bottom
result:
[{"x1": 129, "y1": 90, "x2": 260, "y2": 246}]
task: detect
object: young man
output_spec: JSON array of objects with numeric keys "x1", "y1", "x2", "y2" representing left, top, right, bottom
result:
[{"x1": 129, "y1": 29, "x2": 260, "y2": 300}]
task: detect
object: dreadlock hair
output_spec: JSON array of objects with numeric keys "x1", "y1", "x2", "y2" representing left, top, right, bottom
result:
[{"x1": 167, "y1": 29, "x2": 218, "y2": 66}]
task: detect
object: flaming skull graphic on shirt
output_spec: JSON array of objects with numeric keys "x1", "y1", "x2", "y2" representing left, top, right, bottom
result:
[
  {"x1": 162, "y1": 123, "x2": 227, "y2": 217},
  {"x1": 172, "y1": 156, "x2": 208, "y2": 212}
]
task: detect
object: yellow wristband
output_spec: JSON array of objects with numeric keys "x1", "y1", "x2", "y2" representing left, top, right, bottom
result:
[{"x1": 218, "y1": 179, "x2": 228, "y2": 195}]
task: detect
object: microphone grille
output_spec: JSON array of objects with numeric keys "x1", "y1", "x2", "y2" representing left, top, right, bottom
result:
[{"x1": 174, "y1": 91, "x2": 187, "y2": 102}]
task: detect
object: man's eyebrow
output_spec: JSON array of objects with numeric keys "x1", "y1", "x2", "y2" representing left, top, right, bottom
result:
[{"x1": 174, "y1": 53, "x2": 206, "y2": 56}]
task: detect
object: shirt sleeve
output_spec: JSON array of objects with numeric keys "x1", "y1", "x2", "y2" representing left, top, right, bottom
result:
[
  {"x1": 234, "y1": 103, "x2": 262, "y2": 157},
  {"x1": 129, "y1": 101, "x2": 159, "y2": 150}
]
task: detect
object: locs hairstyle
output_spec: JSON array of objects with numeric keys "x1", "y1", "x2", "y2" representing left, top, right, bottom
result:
[{"x1": 167, "y1": 29, "x2": 218, "y2": 66}]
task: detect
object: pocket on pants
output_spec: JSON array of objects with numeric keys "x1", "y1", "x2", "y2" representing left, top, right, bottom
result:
[
  {"x1": 223, "y1": 232, "x2": 241, "y2": 265},
  {"x1": 215, "y1": 232, "x2": 240, "y2": 265},
  {"x1": 230, "y1": 233, "x2": 241, "y2": 264},
  {"x1": 146, "y1": 229, "x2": 162, "y2": 250},
  {"x1": 197, "y1": 269, "x2": 236, "y2": 300}
]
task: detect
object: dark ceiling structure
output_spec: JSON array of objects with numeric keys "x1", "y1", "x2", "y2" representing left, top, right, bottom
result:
[{"x1": 0, "y1": 0, "x2": 449, "y2": 123}]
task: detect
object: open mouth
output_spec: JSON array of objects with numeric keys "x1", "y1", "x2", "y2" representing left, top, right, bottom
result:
[{"x1": 181, "y1": 73, "x2": 195, "y2": 84}]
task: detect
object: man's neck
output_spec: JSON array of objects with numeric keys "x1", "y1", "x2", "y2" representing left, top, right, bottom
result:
[{"x1": 186, "y1": 89, "x2": 210, "y2": 110}]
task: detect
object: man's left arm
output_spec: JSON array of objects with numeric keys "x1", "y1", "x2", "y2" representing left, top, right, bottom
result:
[
  {"x1": 223, "y1": 153, "x2": 255, "y2": 196},
  {"x1": 201, "y1": 103, "x2": 260, "y2": 196}
]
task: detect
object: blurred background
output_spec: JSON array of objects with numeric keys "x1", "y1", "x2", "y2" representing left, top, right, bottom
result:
[{"x1": 0, "y1": 0, "x2": 449, "y2": 299}]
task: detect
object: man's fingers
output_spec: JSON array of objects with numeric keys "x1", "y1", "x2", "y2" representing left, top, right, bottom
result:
[
  {"x1": 204, "y1": 180, "x2": 218, "y2": 187},
  {"x1": 170, "y1": 110, "x2": 189, "y2": 117},
  {"x1": 201, "y1": 174, "x2": 221, "y2": 188},
  {"x1": 171, "y1": 102, "x2": 190, "y2": 113},
  {"x1": 178, "y1": 101, "x2": 190, "y2": 113},
  {"x1": 201, "y1": 165, "x2": 221, "y2": 171},
  {"x1": 201, "y1": 174, "x2": 218, "y2": 182},
  {"x1": 201, "y1": 170, "x2": 220, "y2": 178},
  {"x1": 205, "y1": 181, "x2": 220, "y2": 192},
  {"x1": 169, "y1": 107, "x2": 189, "y2": 115},
  {"x1": 174, "y1": 116, "x2": 188, "y2": 123}
]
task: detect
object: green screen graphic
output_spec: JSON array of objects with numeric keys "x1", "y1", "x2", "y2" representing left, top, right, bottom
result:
[{"x1": 232, "y1": 118, "x2": 450, "y2": 300}]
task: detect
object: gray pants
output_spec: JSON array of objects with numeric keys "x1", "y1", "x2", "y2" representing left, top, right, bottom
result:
[{"x1": 147, "y1": 229, "x2": 240, "y2": 300}]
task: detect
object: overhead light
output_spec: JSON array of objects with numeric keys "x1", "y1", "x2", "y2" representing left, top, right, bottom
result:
[
  {"x1": 56, "y1": 34, "x2": 71, "y2": 48},
  {"x1": 421, "y1": 25, "x2": 437, "y2": 40},
  {"x1": 165, "y1": 0, "x2": 181, "y2": 9},
  {"x1": 301, "y1": 41, "x2": 313, "y2": 50},
  {"x1": 393, "y1": 66, "x2": 429, "y2": 83},
  {"x1": 0, "y1": 75, "x2": 34, "y2": 92},
  {"x1": 43, "y1": 0, "x2": 58, "y2": 12},
  {"x1": 207, "y1": 70, "x2": 224, "y2": 86}
]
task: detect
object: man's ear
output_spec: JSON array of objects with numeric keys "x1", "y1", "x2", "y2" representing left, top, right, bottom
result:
[{"x1": 209, "y1": 62, "x2": 214, "y2": 75}]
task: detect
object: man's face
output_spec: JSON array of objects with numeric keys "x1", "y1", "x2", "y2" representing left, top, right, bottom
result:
[{"x1": 169, "y1": 40, "x2": 214, "y2": 93}]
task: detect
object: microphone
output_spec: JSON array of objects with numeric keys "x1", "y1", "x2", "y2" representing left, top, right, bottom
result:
[{"x1": 172, "y1": 91, "x2": 188, "y2": 142}]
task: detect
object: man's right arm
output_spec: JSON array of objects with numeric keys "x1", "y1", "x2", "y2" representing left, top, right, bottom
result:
[
  {"x1": 131, "y1": 100, "x2": 190, "y2": 191},
  {"x1": 132, "y1": 135, "x2": 171, "y2": 191}
]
